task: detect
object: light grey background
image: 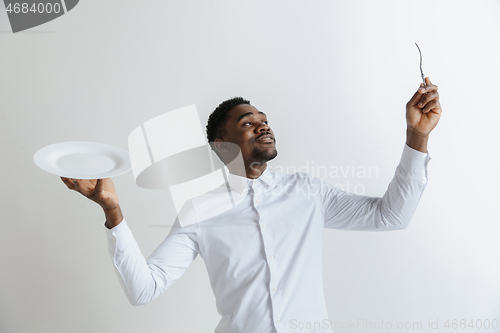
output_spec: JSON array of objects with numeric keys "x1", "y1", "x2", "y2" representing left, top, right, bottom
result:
[{"x1": 1, "y1": 1, "x2": 499, "y2": 332}]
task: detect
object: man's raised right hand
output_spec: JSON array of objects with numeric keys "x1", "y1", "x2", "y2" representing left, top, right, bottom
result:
[
  {"x1": 60, "y1": 178, "x2": 119, "y2": 210},
  {"x1": 60, "y1": 178, "x2": 123, "y2": 229}
]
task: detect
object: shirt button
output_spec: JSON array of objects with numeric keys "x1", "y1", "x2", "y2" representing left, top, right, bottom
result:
[
  {"x1": 273, "y1": 286, "x2": 277, "y2": 291},
  {"x1": 255, "y1": 199, "x2": 259, "y2": 204},
  {"x1": 276, "y1": 318, "x2": 281, "y2": 323},
  {"x1": 269, "y1": 254, "x2": 274, "y2": 259},
  {"x1": 262, "y1": 224, "x2": 266, "y2": 228}
]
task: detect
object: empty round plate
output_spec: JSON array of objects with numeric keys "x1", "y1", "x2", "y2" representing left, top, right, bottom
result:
[{"x1": 34, "y1": 141, "x2": 136, "y2": 179}]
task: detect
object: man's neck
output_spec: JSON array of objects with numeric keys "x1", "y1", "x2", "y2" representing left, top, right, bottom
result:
[
  {"x1": 227, "y1": 161, "x2": 267, "y2": 180},
  {"x1": 245, "y1": 161, "x2": 267, "y2": 179}
]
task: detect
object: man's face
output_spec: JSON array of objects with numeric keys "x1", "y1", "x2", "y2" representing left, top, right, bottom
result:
[{"x1": 216, "y1": 104, "x2": 277, "y2": 166}]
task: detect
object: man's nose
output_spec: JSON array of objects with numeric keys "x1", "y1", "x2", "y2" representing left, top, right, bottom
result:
[{"x1": 256, "y1": 122, "x2": 270, "y2": 132}]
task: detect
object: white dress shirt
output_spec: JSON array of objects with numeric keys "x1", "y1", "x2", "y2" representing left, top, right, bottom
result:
[{"x1": 105, "y1": 143, "x2": 431, "y2": 333}]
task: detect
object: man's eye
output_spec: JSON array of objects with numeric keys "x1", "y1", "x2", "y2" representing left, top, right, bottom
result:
[{"x1": 244, "y1": 122, "x2": 252, "y2": 126}]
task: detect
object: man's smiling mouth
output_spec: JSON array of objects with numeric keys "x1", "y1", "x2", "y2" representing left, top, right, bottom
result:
[{"x1": 256, "y1": 133, "x2": 275, "y2": 143}]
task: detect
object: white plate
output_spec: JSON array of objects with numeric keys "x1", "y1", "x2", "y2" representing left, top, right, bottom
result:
[{"x1": 34, "y1": 141, "x2": 136, "y2": 179}]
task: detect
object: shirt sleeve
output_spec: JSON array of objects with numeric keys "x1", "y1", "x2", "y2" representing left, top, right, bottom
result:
[
  {"x1": 321, "y1": 143, "x2": 431, "y2": 231},
  {"x1": 105, "y1": 217, "x2": 199, "y2": 305}
]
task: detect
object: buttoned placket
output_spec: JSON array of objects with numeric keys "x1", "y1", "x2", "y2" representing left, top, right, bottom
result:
[{"x1": 250, "y1": 179, "x2": 282, "y2": 331}]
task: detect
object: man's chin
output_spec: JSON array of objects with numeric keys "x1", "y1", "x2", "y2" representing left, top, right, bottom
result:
[{"x1": 252, "y1": 148, "x2": 278, "y2": 163}]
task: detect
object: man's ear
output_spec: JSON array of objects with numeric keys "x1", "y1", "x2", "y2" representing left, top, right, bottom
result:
[{"x1": 214, "y1": 138, "x2": 229, "y2": 153}]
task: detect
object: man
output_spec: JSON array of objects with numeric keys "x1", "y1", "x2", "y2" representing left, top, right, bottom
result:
[{"x1": 61, "y1": 77, "x2": 441, "y2": 333}]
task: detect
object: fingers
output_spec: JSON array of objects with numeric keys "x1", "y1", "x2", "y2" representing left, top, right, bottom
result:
[
  {"x1": 407, "y1": 77, "x2": 439, "y2": 107},
  {"x1": 61, "y1": 177, "x2": 86, "y2": 195},
  {"x1": 60, "y1": 177, "x2": 102, "y2": 194},
  {"x1": 408, "y1": 82, "x2": 430, "y2": 106},
  {"x1": 422, "y1": 99, "x2": 441, "y2": 114},
  {"x1": 408, "y1": 86, "x2": 424, "y2": 106},
  {"x1": 95, "y1": 178, "x2": 104, "y2": 194},
  {"x1": 72, "y1": 178, "x2": 81, "y2": 193},
  {"x1": 68, "y1": 179, "x2": 96, "y2": 198},
  {"x1": 423, "y1": 77, "x2": 438, "y2": 92},
  {"x1": 61, "y1": 177, "x2": 76, "y2": 190},
  {"x1": 418, "y1": 91, "x2": 439, "y2": 108},
  {"x1": 418, "y1": 77, "x2": 440, "y2": 113}
]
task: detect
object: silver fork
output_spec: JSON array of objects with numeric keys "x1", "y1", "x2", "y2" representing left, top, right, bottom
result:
[{"x1": 415, "y1": 42, "x2": 426, "y2": 86}]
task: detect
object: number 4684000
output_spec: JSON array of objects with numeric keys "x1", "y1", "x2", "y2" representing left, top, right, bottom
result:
[
  {"x1": 5, "y1": 2, "x2": 62, "y2": 14},
  {"x1": 443, "y1": 319, "x2": 498, "y2": 330}
]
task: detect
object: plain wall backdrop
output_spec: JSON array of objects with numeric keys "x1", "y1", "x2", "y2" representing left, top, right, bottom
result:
[{"x1": 1, "y1": 1, "x2": 499, "y2": 332}]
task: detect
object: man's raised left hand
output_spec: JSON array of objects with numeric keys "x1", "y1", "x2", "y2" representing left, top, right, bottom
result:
[{"x1": 406, "y1": 76, "x2": 442, "y2": 136}]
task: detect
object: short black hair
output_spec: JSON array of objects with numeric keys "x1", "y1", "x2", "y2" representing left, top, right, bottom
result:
[{"x1": 206, "y1": 97, "x2": 250, "y2": 152}]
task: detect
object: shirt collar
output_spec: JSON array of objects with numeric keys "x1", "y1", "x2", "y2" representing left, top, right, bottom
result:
[{"x1": 226, "y1": 167, "x2": 280, "y2": 194}]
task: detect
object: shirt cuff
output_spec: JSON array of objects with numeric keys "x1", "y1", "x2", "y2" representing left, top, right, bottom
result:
[
  {"x1": 104, "y1": 218, "x2": 134, "y2": 254},
  {"x1": 399, "y1": 143, "x2": 432, "y2": 175}
]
